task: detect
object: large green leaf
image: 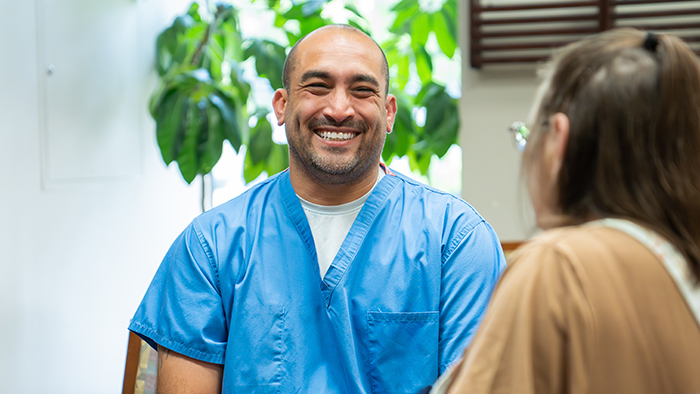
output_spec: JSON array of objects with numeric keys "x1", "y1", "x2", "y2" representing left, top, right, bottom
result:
[
  {"x1": 170, "y1": 68, "x2": 211, "y2": 90},
  {"x1": 204, "y1": 35, "x2": 225, "y2": 81},
  {"x1": 218, "y1": 4, "x2": 239, "y2": 32},
  {"x1": 406, "y1": 144, "x2": 432, "y2": 176},
  {"x1": 281, "y1": 4, "x2": 305, "y2": 20},
  {"x1": 228, "y1": 64, "x2": 251, "y2": 105},
  {"x1": 429, "y1": 101, "x2": 459, "y2": 158},
  {"x1": 244, "y1": 39, "x2": 286, "y2": 90},
  {"x1": 432, "y1": 11, "x2": 456, "y2": 59},
  {"x1": 265, "y1": 143, "x2": 289, "y2": 175},
  {"x1": 411, "y1": 13, "x2": 430, "y2": 47},
  {"x1": 382, "y1": 131, "x2": 397, "y2": 163},
  {"x1": 155, "y1": 92, "x2": 187, "y2": 165},
  {"x1": 155, "y1": 16, "x2": 193, "y2": 76},
  {"x1": 248, "y1": 116, "x2": 273, "y2": 165},
  {"x1": 383, "y1": 121, "x2": 411, "y2": 164},
  {"x1": 176, "y1": 99, "x2": 202, "y2": 184},
  {"x1": 395, "y1": 92, "x2": 416, "y2": 136},
  {"x1": 221, "y1": 23, "x2": 243, "y2": 60},
  {"x1": 417, "y1": 150, "x2": 432, "y2": 175},
  {"x1": 381, "y1": 37, "x2": 401, "y2": 61},
  {"x1": 383, "y1": 91, "x2": 415, "y2": 163},
  {"x1": 390, "y1": 3, "x2": 420, "y2": 34},
  {"x1": 421, "y1": 84, "x2": 450, "y2": 133},
  {"x1": 209, "y1": 92, "x2": 241, "y2": 152},
  {"x1": 184, "y1": 22, "x2": 207, "y2": 41},
  {"x1": 171, "y1": 39, "x2": 190, "y2": 67},
  {"x1": 156, "y1": 34, "x2": 175, "y2": 76},
  {"x1": 298, "y1": 16, "x2": 327, "y2": 37},
  {"x1": 186, "y1": 2, "x2": 201, "y2": 22},
  {"x1": 286, "y1": 31, "x2": 301, "y2": 47},
  {"x1": 274, "y1": 13, "x2": 288, "y2": 28},
  {"x1": 397, "y1": 55, "x2": 410, "y2": 89},
  {"x1": 347, "y1": 20, "x2": 370, "y2": 35},
  {"x1": 393, "y1": 109, "x2": 413, "y2": 158},
  {"x1": 149, "y1": 82, "x2": 169, "y2": 117},
  {"x1": 416, "y1": 80, "x2": 443, "y2": 104},
  {"x1": 413, "y1": 44, "x2": 433, "y2": 84},
  {"x1": 344, "y1": 3, "x2": 363, "y2": 19},
  {"x1": 201, "y1": 98, "x2": 225, "y2": 174},
  {"x1": 392, "y1": 0, "x2": 419, "y2": 13},
  {"x1": 243, "y1": 151, "x2": 267, "y2": 183},
  {"x1": 421, "y1": 83, "x2": 459, "y2": 158},
  {"x1": 442, "y1": 0, "x2": 458, "y2": 34}
]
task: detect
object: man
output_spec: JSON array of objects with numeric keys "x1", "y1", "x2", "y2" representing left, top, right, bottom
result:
[{"x1": 129, "y1": 24, "x2": 506, "y2": 393}]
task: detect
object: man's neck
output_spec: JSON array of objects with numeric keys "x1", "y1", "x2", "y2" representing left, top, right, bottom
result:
[{"x1": 289, "y1": 164, "x2": 381, "y2": 206}]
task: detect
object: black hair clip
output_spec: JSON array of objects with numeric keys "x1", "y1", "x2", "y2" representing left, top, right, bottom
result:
[{"x1": 643, "y1": 31, "x2": 659, "y2": 53}]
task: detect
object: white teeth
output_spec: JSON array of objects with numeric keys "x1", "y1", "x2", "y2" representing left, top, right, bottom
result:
[{"x1": 318, "y1": 131, "x2": 355, "y2": 141}]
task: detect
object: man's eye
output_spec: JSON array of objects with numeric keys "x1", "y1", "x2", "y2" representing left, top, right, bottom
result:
[{"x1": 354, "y1": 87, "x2": 376, "y2": 95}]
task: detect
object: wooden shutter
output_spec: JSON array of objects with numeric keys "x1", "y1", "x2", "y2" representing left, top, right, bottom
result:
[{"x1": 469, "y1": 0, "x2": 700, "y2": 68}]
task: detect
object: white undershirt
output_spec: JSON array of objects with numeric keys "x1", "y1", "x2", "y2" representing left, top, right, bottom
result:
[{"x1": 298, "y1": 171, "x2": 384, "y2": 278}]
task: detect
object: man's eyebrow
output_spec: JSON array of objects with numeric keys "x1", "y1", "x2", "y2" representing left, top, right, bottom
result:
[
  {"x1": 300, "y1": 70, "x2": 332, "y2": 84},
  {"x1": 299, "y1": 70, "x2": 380, "y2": 89},
  {"x1": 351, "y1": 74, "x2": 380, "y2": 89}
]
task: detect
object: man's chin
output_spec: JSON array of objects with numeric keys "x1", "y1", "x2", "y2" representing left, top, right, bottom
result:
[
  {"x1": 305, "y1": 158, "x2": 367, "y2": 184},
  {"x1": 312, "y1": 161, "x2": 357, "y2": 176}
]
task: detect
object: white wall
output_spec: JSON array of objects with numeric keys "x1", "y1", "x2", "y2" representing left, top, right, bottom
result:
[
  {"x1": 0, "y1": 0, "x2": 201, "y2": 392},
  {"x1": 459, "y1": 0, "x2": 540, "y2": 242}
]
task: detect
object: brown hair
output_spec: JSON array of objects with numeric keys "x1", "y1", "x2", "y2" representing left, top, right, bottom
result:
[{"x1": 527, "y1": 28, "x2": 700, "y2": 283}]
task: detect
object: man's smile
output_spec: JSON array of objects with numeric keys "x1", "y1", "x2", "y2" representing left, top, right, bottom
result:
[{"x1": 315, "y1": 130, "x2": 358, "y2": 141}]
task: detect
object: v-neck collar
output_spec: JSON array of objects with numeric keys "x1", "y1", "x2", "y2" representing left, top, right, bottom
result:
[{"x1": 279, "y1": 168, "x2": 400, "y2": 306}]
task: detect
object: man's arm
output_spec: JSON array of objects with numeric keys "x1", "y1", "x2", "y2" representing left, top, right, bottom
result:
[
  {"x1": 439, "y1": 220, "x2": 507, "y2": 372},
  {"x1": 156, "y1": 345, "x2": 223, "y2": 394}
]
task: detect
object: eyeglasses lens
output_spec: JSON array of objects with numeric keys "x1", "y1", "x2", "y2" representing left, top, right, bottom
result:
[{"x1": 509, "y1": 122, "x2": 530, "y2": 151}]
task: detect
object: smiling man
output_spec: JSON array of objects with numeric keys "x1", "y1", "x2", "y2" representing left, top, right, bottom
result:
[
  {"x1": 277, "y1": 24, "x2": 394, "y2": 204},
  {"x1": 129, "y1": 25, "x2": 506, "y2": 394}
]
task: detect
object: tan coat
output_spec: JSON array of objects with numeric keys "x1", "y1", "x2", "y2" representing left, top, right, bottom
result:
[{"x1": 448, "y1": 225, "x2": 700, "y2": 394}]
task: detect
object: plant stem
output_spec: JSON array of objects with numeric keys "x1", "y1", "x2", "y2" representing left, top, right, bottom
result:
[
  {"x1": 191, "y1": 26, "x2": 212, "y2": 66},
  {"x1": 201, "y1": 174, "x2": 206, "y2": 213},
  {"x1": 190, "y1": 5, "x2": 223, "y2": 66}
]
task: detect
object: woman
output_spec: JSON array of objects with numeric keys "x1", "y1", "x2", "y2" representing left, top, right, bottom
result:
[{"x1": 441, "y1": 29, "x2": 700, "y2": 394}]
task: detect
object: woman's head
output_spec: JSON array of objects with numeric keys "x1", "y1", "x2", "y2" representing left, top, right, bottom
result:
[{"x1": 525, "y1": 28, "x2": 700, "y2": 282}]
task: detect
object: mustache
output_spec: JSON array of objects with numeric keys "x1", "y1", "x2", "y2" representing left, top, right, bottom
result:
[{"x1": 307, "y1": 117, "x2": 368, "y2": 132}]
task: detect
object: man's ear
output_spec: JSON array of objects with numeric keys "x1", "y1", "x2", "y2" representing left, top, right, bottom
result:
[
  {"x1": 385, "y1": 94, "x2": 398, "y2": 133},
  {"x1": 547, "y1": 112, "x2": 570, "y2": 179},
  {"x1": 272, "y1": 89, "x2": 288, "y2": 126}
]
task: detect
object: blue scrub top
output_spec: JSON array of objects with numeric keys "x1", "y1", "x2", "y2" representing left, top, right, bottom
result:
[{"x1": 129, "y1": 169, "x2": 506, "y2": 393}]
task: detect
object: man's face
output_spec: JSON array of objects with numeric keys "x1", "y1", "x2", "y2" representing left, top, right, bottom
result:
[{"x1": 273, "y1": 28, "x2": 397, "y2": 185}]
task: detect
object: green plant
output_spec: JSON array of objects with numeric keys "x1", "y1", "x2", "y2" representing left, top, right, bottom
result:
[{"x1": 150, "y1": 0, "x2": 460, "y2": 204}]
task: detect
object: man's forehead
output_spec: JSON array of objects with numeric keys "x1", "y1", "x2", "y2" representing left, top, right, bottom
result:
[{"x1": 292, "y1": 29, "x2": 384, "y2": 80}]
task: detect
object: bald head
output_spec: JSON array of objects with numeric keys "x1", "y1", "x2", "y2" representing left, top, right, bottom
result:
[{"x1": 282, "y1": 25, "x2": 390, "y2": 96}]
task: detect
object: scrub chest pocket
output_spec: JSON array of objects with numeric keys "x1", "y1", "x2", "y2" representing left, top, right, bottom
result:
[
  {"x1": 226, "y1": 306, "x2": 285, "y2": 393},
  {"x1": 367, "y1": 311, "x2": 440, "y2": 394}
]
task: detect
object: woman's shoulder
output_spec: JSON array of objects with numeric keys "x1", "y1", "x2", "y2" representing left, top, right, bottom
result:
[
  {"x1": 507, "y1": 223, "x2": 663, "y2": 294},
  {"x1": 514, "y1": 224, "x2": 648, "y2": 262}
]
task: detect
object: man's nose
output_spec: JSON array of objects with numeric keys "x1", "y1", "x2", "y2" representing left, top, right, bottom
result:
[{"x1": 322, "y1": 90, "x2": 355, "y2": 122}]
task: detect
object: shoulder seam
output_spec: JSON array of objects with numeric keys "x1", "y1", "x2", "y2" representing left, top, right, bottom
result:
[
  {"x1": 442, "y1": 219, "x2": 486, "y2": 265},
  {"x1": 191, "y1": 220, "x2": 221, "y2": 292}
]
